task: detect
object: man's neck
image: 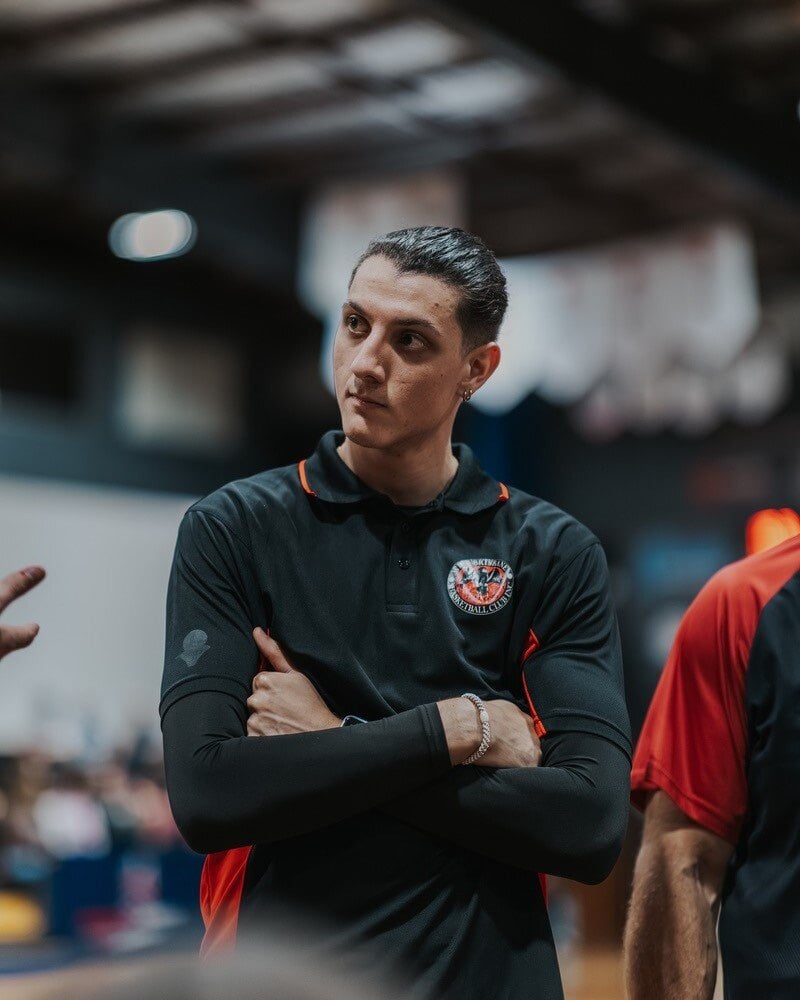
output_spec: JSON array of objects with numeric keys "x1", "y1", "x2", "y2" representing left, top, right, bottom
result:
[{"x1": 337, "y1": 432, "x2": 459, "y2": 507}]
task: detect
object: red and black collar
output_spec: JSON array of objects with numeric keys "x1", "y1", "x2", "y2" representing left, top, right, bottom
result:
[{"x1": 298, "y1": 430, "x2": 508, "y2": 515}]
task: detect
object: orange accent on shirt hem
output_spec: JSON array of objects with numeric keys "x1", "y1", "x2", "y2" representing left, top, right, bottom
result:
[{"x1": 199, "y1": 845, "x2": 253, "y2": 958}]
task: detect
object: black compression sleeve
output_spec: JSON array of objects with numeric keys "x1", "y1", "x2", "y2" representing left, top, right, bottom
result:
[
  {"x1": 379, "y1": 729, "x2": 630, "y2": 883},
  {"x1": 161, "y1": 688, "x2": 450, "y2": 854}
]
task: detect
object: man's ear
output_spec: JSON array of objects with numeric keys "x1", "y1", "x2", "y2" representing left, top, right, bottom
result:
[{"x1": 466, "y1": 342, "x2": 501, "y2": 392}]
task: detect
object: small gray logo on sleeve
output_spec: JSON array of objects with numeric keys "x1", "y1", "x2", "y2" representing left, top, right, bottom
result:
[{"x1": 177, "y1": 629, "x2": 210, "y2": 668}]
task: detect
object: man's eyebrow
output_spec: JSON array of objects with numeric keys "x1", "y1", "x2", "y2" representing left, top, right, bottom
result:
[{"x1": 343, "y1": 300, "x2": 441, "y2": 335}]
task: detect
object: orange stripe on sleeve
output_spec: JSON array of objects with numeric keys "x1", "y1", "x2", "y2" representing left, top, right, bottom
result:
[
  {"x1": 522, "y1": 672, "x2": 548, "y2": 739},
  {"x1": 519, "y1": 625, "x2": 548, "y2": 904},
  {"x1": 520, "y1": 628, "x2": 547, "y2": 738},
  {"x1": 498, "y1": 482, "x2": 509, "y2": 502}
]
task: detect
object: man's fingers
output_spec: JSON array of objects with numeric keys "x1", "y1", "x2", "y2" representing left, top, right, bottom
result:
[
  {"x1": 252, "y1": 672, "x2": 269, "y2": 692},
  {"x1": 0, "y1": 567, "x2": 45, "y2": 614},
  {"x1": 270, "y1": 655, "x2": 294, "y2": 674},
  {"x1": 0, "y1": 623, "x2": 40, "y2": 660},
  {"x1": 247, "y1": 689, "x2": 266, "y2": 709},
  {"x1": 252, "y1": 627, "x2": 294, "y2": 672},
  {"x1": 251, "y1": 669, "x2": 294, "y2": 691},
  {"x1": 252, "y1": 627, "x2": 272, "y2": 656},
  {"x1": 247, "y1": 719, "x2": 266, "y2": 736}
]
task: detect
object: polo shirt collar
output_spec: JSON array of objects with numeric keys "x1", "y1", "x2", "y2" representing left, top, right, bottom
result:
[{"x1": 299, "y1": 430, "x2": 507, "y2": 515}]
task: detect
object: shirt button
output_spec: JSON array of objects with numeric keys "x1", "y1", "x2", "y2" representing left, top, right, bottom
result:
[
  {"x1": 400, "y1": 522, "x2": 411, "y2": 534},
  {"x1": 398, "y1": 558, "x2": 410, "y2": 570}
]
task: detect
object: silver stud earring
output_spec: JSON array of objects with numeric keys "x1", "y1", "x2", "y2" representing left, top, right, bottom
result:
[{"x1": 462, "y1": 387, "x2": 473, "y2": 402}]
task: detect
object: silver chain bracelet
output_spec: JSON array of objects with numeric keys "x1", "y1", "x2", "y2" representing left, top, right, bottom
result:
[{"x1": 460, "y1": 692, "x2": 491, "y2": 765}]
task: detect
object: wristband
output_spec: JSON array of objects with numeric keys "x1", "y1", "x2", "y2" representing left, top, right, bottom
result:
[
  {"x1": 460, "y1": 693, "x2": 491, "y2": 765},
  {"x1": 340, "y1": 714, "x2": 367, "y2": 727}
]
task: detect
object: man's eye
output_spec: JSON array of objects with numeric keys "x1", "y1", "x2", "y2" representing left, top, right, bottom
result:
[
  {"x1": 399, "y1": 331, "x2": 425, "y2": 349},
  {"x1": 346, "y1": 315, "x2": 363, "y2": 332}
]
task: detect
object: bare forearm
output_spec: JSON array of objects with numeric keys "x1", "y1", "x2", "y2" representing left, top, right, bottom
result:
[{"x1": 624, "y1": 844, "x2": 718, "y2": 1000}]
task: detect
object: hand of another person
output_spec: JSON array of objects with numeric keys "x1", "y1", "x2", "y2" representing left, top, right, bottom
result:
[
  {"x1": 0, "y1": 566, "x2": 45, "y2": 662},
  {"x1": 247, "y1": 627, "x2": 341, "y2": 736}
]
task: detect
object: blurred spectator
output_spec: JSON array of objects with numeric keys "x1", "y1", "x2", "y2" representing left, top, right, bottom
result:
[
  {"x1": 126, "y1": 769, "x2": 181, "y2": 850},
  {"x1": 0, "y1": 752, "x2": 53, "y2": 888},
  {"x1": 0, "y1": 566, "x2": 45, "y2": 662},
  {"x1": 0, "y1": 737, "x2": 191, "y2": 954},
  {"x1": 90, "y1": 757, "x2": 140, "y2": 854},
  {"x1": 33, "y1": 763, "x2": 111, "y2": 860}
]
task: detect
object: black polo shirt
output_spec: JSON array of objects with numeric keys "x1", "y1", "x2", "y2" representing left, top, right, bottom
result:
[{"x1": 160, "y1": 429, "x2": 631, "y2": 999}]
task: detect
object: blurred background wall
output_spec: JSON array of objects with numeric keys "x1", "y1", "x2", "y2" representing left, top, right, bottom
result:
[{"x1": 1, "y1": 0, "x2": 799, "y2": 995}]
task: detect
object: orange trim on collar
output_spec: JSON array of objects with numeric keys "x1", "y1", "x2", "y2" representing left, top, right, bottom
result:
[
  {"x1": 298, "y1": 460, "x2": 317, "y2": 497},
  {"x1": 498, "y1": 482, "x2": 509, "y2": 502}
]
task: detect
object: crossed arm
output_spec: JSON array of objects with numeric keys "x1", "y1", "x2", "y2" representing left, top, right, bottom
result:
[{"x1": 161, "y1": 629, "x2": 629, "y2": 883}]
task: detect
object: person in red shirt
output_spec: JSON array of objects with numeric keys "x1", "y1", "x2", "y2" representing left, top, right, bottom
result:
[{"x1": 625, "y1": 534, "x2": 800, "y2": 1000}]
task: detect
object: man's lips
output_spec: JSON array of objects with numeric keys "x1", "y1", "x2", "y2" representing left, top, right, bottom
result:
[{"x1": 347, "y1": 392, "x2": 386, "y2": 407}]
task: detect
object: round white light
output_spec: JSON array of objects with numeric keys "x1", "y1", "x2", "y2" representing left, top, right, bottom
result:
[{"x1": 109, "y1": 209, "x2": 197, "y2": 261}]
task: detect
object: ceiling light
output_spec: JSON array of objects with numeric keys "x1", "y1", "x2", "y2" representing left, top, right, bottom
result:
[
  {"x1": 340, "y1": 20, "x2": 470, "y2": 77},
  {"x1": 251, "y1": 0, "x2": 392, "y2": 31},
  {"x1": 404, "y1": 60, "x2": 537, "y2": 121},
  {"x1": 109, "y1": 210, "x2": 197, "y2": 261}
]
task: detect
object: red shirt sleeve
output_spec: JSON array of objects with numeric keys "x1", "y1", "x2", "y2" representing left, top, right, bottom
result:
[{"x1": 631, "y1": 565, "x2": 750, "y2": 844}]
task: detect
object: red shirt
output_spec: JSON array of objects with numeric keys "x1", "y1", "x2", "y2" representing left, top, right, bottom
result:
[{"x1": 632, "y1": 534, "x2": 800, "y2": 844}]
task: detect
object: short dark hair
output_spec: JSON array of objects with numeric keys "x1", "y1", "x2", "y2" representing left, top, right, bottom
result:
[{"x1": 350, "y1": 226, "x2": 507, "y2": 353}]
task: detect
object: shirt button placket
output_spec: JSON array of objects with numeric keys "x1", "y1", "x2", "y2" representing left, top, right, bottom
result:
[{"x1": 386, "y1": 519, "x2": 418, "y2": 610}]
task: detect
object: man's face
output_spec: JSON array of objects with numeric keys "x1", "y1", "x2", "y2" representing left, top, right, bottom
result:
[{"x1": 333, "y1": 254, "x2": 470, "y2": 452}]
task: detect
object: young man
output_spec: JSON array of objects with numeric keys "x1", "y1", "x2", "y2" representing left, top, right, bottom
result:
[
  {"x1": 160, "y1": 227, "x2": 631, "y2": 1000},
  {"x1": 625, "y1": 534, "x2": 800, "y2": 1000}
]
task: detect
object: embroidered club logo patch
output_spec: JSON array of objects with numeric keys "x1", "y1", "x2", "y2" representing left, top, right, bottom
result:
[{"x1": 447, "y1": 559, "x2": 513, "y2": 615}]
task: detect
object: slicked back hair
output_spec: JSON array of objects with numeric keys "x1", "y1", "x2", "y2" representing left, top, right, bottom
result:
[{"x1": 349, "y1": 226, "x2": 508, "y2": 354}]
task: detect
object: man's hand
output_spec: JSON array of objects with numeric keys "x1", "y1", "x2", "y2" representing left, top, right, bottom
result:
[
  {"x1": 247, "y1": 627, "x2": 341, "y2": 736},
  {"x1": 482, "y1": 700, "x2": 542, "y2": 768},
  {"x1": 437, "y1": 697, "x2": 542, "y2": 768},
  {"x1": 0, "y1": 566, "x2": 45, "y2": 662},
  {"x1": 247, "y1": 628, "x2": 542, "y2": 769}
]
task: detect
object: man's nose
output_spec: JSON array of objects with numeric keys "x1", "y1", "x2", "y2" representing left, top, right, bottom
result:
[{"x1": 351, "y1": 332, "x2": 386, "y2": 383}]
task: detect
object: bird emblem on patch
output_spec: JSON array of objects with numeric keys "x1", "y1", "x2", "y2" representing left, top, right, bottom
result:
[{"x1": 447, "y1": 559, "x2": 513, "y2": 615}]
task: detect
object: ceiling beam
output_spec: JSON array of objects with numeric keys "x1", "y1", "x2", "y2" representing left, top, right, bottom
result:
[
  {"x1": 438, "y1": 0, "x2": 800, "y2": 206},
  {"x1": 636, "y1": 0, "x2": 798, "y2": 26}
]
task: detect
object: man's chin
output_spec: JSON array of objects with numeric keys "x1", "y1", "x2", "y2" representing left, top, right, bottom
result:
[
  {"x1": 341, "y1": 428, "x2": 382, "y2": 450},
  {"x1": 340, "y1": 418, "x2": 389, "y2": 451}
]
